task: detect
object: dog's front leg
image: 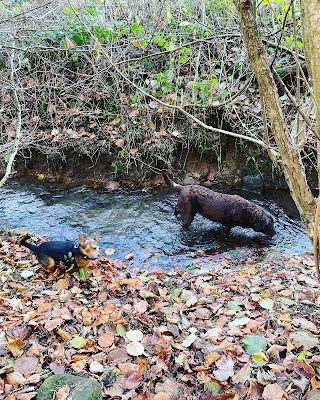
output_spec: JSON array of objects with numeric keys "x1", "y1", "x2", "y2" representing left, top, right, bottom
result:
[
  {"x1": 221, "y1": 225, "x2": 231, "y2": 235},
  {"x1": 178, "y1": 197, "x2": 196, "y2": 229},
  {"x1": 174, "y1": 206, "x2": 180, "y2": 218}
]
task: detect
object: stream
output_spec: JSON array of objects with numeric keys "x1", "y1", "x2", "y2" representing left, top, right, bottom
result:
[{"x1": 0, "y1": 178, "x2": 312, "y2": 271}]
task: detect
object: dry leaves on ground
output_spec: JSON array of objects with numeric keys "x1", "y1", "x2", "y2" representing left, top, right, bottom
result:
[{"x1": 0, "y1": 231, "x2": 319, "y2": 399}]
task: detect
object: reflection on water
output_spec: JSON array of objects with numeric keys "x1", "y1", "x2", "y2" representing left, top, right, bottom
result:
[{"x1": 0, "y1": 179, "x2": 312, "y2": 270}]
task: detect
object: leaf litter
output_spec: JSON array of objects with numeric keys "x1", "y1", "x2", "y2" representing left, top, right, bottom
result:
[{"x1": 0, "y1": 230, "x2": 319, "y2": 399}]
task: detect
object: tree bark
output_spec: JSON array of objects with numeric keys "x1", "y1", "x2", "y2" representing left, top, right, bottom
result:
[{"x1": 233, "y1": 0, "x2": 315, "y2": 239}]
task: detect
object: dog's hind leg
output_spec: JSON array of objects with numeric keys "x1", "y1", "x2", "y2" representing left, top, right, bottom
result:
[
  {"x1": 37, "y1": 254, "x2": 56, "y2": 270},
  {"x1": 178, "y1": 197, "x2": 196, "y2": 229}
]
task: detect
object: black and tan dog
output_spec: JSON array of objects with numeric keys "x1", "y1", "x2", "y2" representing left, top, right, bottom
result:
[
  {"x1": 19, "y1": 233, "x2": 99, "y2": 271},
  {"x1": 163, "y1": 172, "x2": 276, "y2": 237}
]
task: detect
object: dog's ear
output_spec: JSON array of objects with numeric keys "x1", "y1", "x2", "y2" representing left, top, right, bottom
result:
[
  {"x1": 92, "y1": 232, "x2": 100, "y2": 242},
  {"x1": 78, "y1": 234, "x2": 86, "y2": 244}
]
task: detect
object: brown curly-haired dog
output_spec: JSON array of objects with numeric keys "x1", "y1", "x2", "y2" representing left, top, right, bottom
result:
[{"x1": 163, "y1": 172, "x2": 275, "y2": 237}]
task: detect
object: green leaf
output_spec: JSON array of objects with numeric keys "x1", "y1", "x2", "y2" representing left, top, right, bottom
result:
[
  {"x1": 252, "y1": 352, "x2": 268, "y2": 366},
  {"x1": 228, "y1": 317, "x2": 250, "y2": 329},
  {"x1": 243, "y1": 335, "x2": 267, "y2": 355},
  {"x1": 182, "y1": 333, "x2": 197, "y2": 347},
  {"x1": 278, "y1": 297, "x2": 296, "y2": 306},
  {"x1": 205, "y1": 381, "x2": 222, "y2": 394},
  {"x1": 131, "y1": 23, "x2": 144, "y2": 35},
  {"x1": 175, "y1": 354, "x2": 184, "y2": 366},
  {"x1": 170, "y1": 288, "x2": 182, "y2": 299},
  {"x1": 178, "y1": 55, "x2": 189, "y2": 64},
  {"x1": 70, "y1": 336, "x2": 87, "y2": 349},
  {"x1": 154, "y1": 36, "x2": 166, "y2": 47},
  {"x1": 116, "y1": 324, "x2": 127, "y2": 338},
  {"x1": 64, "y1": 6, "x2": 78, "y2": 13},
  {"x1": 259, "y1": 298, "x2": 274, "y2": 309},
  {"x1": 227, "y1": 300, "x2": 243, "y2": 311},
  {"x1": 79, "y1": 267, "x2": 89, "y2": 280},
  {"x1": 297, "y1": 350, "x2": 312, "y2": 361}
]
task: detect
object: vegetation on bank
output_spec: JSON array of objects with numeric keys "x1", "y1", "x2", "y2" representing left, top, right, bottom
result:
[{"x1": 0, "y1": 0, "x2": 307, "y2": 180}]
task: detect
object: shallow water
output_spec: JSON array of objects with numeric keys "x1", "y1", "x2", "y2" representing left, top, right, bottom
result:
[{"x1": 0, "y1": 179, "x2": 312, "y2": 271}]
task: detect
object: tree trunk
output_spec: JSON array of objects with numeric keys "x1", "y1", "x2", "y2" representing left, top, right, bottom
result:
[
  {"x1": 300, "y1": 1, "x2": 320, "y2": 188},
  {"x1": 233, "y1": 0, "x2": 315, "y2": 240}
]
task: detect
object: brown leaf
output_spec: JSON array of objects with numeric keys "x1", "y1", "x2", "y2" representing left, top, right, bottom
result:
[
  {"x1": 290, "y1": 331, "x2": 319, "y2": 350},
  {"x1": 49, "y1": 361, "x2": 64, "y2": 375},
  {"x1": 125, "y1": 372, "x2": 143, "y2": 390},
  {"x1": 6, "y1": 371, "x2": 26, "y2": 386},
  {"x1": 306, "y1": 389, "x2": 320, "y2": 400},
  {"x1": 53, "y1": 279, "x2": 70, "y2": 290},
  {"x1": 262, "y1": 383, "x2": 284, "y2": 400},
  {"x1": 7, "y1": 325, "x2": 32, "y2": 340},
  {"x1": 154, "y1": 393, "x2": 171, "y2": 400},
  {"x1": 311, "y1": 376, "x2": 320, "y2": 389},
  {"x1": 56, "y1": 384, "x2": 70, "y2": 400},
  {"x1": 294, "y1": 360, "x2": 316, "y2": 378},
  {"x1": 7, "y1": 338, "x2": 26, "y2": 357},
  {"x1": 16, "y1": 393, "x2": 37, "y2": 400},
  {"x1": 115, "y1": 138, "x2": 124, "y2": 147},
  {"x1": 205, "y1": 352, "x2": 221, "y2": 367},
  {"x1": 45, "y1": 318, "x2": 63, "y2": 331},
  {"x1": 232, "y1": 364, "x2": 251, "y2": 384},
  {"x1": 56, "y1": 329, "x2": 71, "y2": 341},
  {"x1": 65, "y1": 36, "x2": 75, "y2": 49},
  {"x1": 98, "y1": 332, "x2": 115, "y2": 348},
  {"x1": 213, "y1": 355, "x2": 235, "y2": 381},
  {"x1": 14, "y1": 357, "x2": 38, "y2": 375}
]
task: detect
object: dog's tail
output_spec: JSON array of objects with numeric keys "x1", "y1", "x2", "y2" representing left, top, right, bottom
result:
[
  {"x1": 19, "y1": 234, "x2": 38, "y2": 253},
  {"x1": 162, "y1": 171, "x2": 183, "y2": 192}
]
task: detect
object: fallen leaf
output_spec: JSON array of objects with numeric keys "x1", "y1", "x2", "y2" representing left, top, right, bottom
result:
[
  {"x1": 306, "y1": 389, "x2": 320, "y2": 400},
  {"x1": 126, "y1": 341, "x2": 145, "y2": 356},
  {"x1": 232, "y1": 364, "x2": 251, "y2": 384},
  {"x1": 89, "y1": 360, "x2": 104, "y2": 373},
  {"x1": 262, "y1": 383, "x2": 284, "y2": 400},
  {"x1": 259, "y1": 298, "x2": 274, "y2": 309},
  {"x1": 154, "y1": 392, "x2": 171, "y2": 400},
  {"x1": 126, "y1": 330, "x2": 143, "y2": 342},
  {"x1": 98, "y1": 332, "x2": 115, "y2": 348},
  {"x1": 290, "y1": 331, "x2": 319, "y2": 350},
  {"x1": 252, "y1": 352, "x2": 268, "y2": 366},
  {"x1": 205, "y1": 352, "x2": 221, "y2": 366},
  {"x1": 213, "y1": 355, "x2": 234, "y2": 382},
  {"x1": 56, "y1": 384, "x2": 70, "y2": 400},
  {"x1": 294, "y1": 360, "x2": 316, "y2": 378},
  {"x1": 182, "y1": 333, "x2": 197, "y2": 348},
  {"x1": 14, "y1": 357, "x2": 38, "y2": 375},
  {"x1": 69, "y1": 336, "x2": 87, "y2": 349},
  {"x1": 243, "y1": 335, "x2": 267, "y2": 355}
]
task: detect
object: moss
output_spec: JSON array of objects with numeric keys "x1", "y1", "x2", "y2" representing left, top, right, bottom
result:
[{"x1": 37, "y1": 374, "x2": 102, "y2": 400}]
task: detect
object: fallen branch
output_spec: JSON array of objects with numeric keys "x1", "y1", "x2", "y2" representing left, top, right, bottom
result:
[{"x1": 0, "y1": 48, "x2": 22, "y2": 188}]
